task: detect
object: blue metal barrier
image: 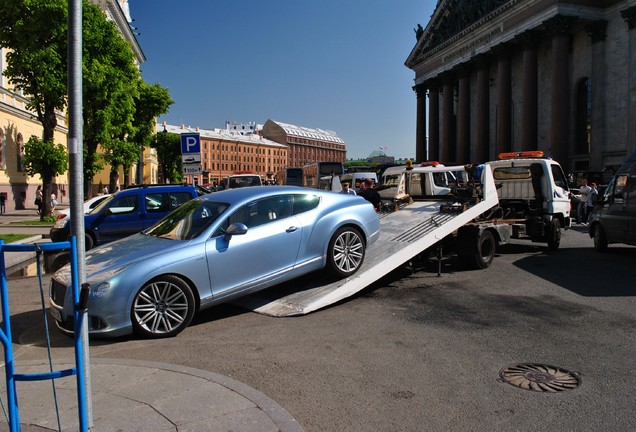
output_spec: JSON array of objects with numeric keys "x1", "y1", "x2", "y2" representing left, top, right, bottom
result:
[{"x1": 0, "y1": 237, "x2": 88, "y2": 431}]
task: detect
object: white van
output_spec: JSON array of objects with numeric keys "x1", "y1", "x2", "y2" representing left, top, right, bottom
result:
[
  {"x1": 227, "y1": 174, "x2": 262, "y2": 189},
  {"x1": 339, "y1": 172, "x2": 378, "y2": 192}
]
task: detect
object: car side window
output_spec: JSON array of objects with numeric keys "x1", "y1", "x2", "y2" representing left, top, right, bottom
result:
[
  {"x1": 292, "y1": 194, "x2": 319, "y2": 215},
  {"x1": 613, "y1": 175, "x2": 628, "y2": 204},
  {"x1": 170, "y1": 192, "x2": 193, "y2": 210},
  {"x1": 108, "y1": 195, "x2": 138, "y2": 215},
  {"x1": 145, "y1": 193, "x2": 166, "y2": 212}
]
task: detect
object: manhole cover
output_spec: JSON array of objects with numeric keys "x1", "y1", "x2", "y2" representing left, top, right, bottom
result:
[{"x1": 499, "y1": 363, "x2": 581, "y2": 392}]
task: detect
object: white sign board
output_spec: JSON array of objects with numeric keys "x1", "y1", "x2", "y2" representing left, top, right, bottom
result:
[
  {"x1": 183, "y1": 164, "x2": 203, "y2": 176},
  {"x1": 182, "y1": 154, "x2": 202, "y2": 164}
]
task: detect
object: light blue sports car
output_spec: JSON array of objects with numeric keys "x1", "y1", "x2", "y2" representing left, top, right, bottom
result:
[{"x1": 49, "y1": 186, "x2": 380, "y2": 338}]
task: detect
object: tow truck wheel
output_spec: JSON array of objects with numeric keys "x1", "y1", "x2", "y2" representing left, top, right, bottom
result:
[
  {"x1": 546, "y1": 218, "x2": 561, "y2": 250},
  {"x1": 473, "y1": 230, "x2": 495, "y2": 269},
  {"x1": 458, "y1": 229, "x2": 495, "y2": 270}
]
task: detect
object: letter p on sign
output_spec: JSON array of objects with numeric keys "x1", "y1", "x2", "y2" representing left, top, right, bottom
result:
[{"x1": 180, "y1": 133, "x2": 201, "y2": 154}]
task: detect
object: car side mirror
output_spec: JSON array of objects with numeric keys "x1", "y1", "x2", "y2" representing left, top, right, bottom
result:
[{"x1": 224, "y1": 223, "x2": 248, "y2": 239}]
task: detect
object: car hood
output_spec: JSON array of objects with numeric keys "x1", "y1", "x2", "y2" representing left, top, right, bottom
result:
[{"x1": 54, "y1": 234, "x2": 190, "y2": 284}]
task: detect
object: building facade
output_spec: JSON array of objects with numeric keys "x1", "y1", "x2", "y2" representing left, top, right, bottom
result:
[
  {"x1": 262, "y1": 120, "x2": 347, "y2": 168},
  {"x1": 407, "y1": 0, "x2": 636, "y2": 175},
  {"x1": 0, "y1": 0, "x2": 146, "y2": 211},
  {"x1": 163, "y1": 123, "x2": 288, "y2": 186}
]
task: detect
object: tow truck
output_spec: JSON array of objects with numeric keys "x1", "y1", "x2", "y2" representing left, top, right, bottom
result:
[{"x1": 236, "y1": 162, "x2": 513, "y2": 317}]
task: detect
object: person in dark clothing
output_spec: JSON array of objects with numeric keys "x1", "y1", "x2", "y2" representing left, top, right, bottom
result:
[{"x1": 358, "y1": 178, "x2": 381, "y2": 211}]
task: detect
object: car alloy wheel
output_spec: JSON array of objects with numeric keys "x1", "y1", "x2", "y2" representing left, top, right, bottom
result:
[
  {"x1": 131, "y1": 275, "x2": 195, "y2": 338},
  {"x1": 328, "y1": 227, "x2": 365, "y2": 277}
]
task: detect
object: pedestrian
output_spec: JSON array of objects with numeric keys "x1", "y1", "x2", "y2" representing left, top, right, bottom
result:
[
  {"x1": 51, "y1": 193, "x2": 59, "y2": 216},
  {"x1": 358, "y1": 178, "x2": 381, "y2": 211},
  {"x1": 35, "y1": 185, "x2": 43, "y2": 215},
  {"x1": 586, "y1": 182, "x2": 598, "y2": 222},
  {"x1": 578, "y1": 179, "x2": 591, "y2": 224},
  {"x1": 340, "y1": 182, "x2": 357, "y2": 196},
  {"x1": 103, "y1": 186, "x2": 109, "y2": 194}
]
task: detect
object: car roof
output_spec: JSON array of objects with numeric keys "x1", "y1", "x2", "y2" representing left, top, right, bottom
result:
[{"x1": 201, "y1": 185, "x2": 332, "y2": 205}]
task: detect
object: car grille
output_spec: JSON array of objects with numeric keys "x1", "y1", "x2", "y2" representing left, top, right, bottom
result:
[{"x1": 49, "y1": 279, "x2": 67, "y2": 306}]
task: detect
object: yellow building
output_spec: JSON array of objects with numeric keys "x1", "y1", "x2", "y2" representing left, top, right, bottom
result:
[{"x1": 0, "y1": 0, "x2": 147, "y2": 212}]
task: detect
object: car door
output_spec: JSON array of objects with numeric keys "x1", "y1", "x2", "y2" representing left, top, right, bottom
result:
[
  {"x1": 601, "y1": 175, "x2": 629, "y2": 242},
  {"x1": 91, "y1": 194, "x2": 145, "y2": 241},
  {"x1": 142, "y1": 191, "x2": 190, "y2": 226},
  {"x1": 625, "y1": 176, "x2": 636, "y2": 244},
  {"x1": 205, "y1": 194, "x2": 303, "y2": 297}
]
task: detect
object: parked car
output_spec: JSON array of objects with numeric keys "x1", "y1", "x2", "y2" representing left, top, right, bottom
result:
[
  {"x1": 55, "y1": 194, "x2": 112, "y2": 221},
  {"x1": 50, "y1": 185, "x2": 198, "y2": 250},
  {"x1": 49, "y1": 186, "x2": 380, "y2": 338},
  {"x1": 588, "y1": 151, "x2": 636, "y2": 250},
  {"x1": 227, "y1": 174, "x2": 262, "y2": 189}
]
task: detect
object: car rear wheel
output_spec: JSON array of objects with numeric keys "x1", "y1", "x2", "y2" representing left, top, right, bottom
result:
[
  {"x1": 131, "y1": 275, "x2": 195, "y2": 338},
  {"x1": 327, "y1": 227, "x2": 365, "y2": 277},
  {"x1": 593, "y1": 225, "x2": 608, "y2": 252}
]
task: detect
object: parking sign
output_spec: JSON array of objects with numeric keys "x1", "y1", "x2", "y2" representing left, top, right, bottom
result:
[{"x1": 180, "y1": 133, "x2": 201, "y2": 154}]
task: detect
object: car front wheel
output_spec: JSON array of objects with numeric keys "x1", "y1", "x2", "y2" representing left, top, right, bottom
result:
[
  {"x1": 131, "y1": 275, "x2": 195, "y2": 338},
  {"x1": 593, "y1": 225, "x2": 608, "y2": 252},
  {"x1": 327, "y1": 227, "x2": 365, "y2": 277}
]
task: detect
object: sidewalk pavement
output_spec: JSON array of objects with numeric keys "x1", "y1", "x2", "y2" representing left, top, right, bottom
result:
[
  {"x1": 0, "y1": 211, "x2": 304, "y2": 432},
  {"x1": 0, "y1": 359, "x2": 302, "y2": 432}
]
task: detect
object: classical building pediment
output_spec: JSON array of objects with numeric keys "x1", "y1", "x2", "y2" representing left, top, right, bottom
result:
[{"x1": 406, "y1": 0, "x2": 513, "y2": 68}]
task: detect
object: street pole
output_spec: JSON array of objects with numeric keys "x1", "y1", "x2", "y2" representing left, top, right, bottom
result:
[{"x1": 68, "y1": 0, "x2": 93, "y2": 428}]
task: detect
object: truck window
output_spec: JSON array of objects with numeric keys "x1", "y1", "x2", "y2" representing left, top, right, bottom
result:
[
  {"x1": 493, "y1": 167, "x2": 531, "y2": 180},
  {"x1": 550, "y1": 165, "x2": 569, "y2": 190}
]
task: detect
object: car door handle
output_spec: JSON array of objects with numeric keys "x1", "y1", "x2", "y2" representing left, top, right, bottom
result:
[{"x1": 286, "y1": 226, "x2": 299, "y2": 232}]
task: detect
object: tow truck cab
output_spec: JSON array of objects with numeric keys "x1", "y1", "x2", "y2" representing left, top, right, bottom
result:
[{"x1": 486, "y1": 151, "x2": 571, "y2": 249}]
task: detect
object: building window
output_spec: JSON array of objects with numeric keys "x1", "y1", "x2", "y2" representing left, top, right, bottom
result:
[{"x1": 575, "y1": 77, "x2": 592, "y2": 155}]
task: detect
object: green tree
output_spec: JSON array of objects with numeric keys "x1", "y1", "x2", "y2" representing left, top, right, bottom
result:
[
  {"x1": 0, "y1": 0, "x2": 69, "y2": 214},
  {"x1": 152, "y1": 132, "x2": 183, "y2": 184},
  {"x1": 82, "y1": 2, "x2": 140, "y2": 197},
  {"x1": 22, "y1": 136, "x2": 68, "y2": 220}
]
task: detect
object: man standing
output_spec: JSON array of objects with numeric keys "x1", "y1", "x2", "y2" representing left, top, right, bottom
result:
[
  {"x1": 358, "y1": 178, "x2": 381, "y2": 211},
  {"x1": 578, "y1": 179, "x2": 592, "y2": 224},
  {"x1": 340, "y1": 182, "x2": 357, "y2": 195}
]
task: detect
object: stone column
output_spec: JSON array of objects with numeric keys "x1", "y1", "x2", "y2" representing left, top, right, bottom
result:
[
  {"x1": 442, "y1": 75, "x2": 455, "y2": 162},
  {"x1": 457, "y1": 66, "x2": 471, "y2": 163},
  {"x1": 519, "y1": 32, "x2": 538, "y2": 151},
  {"x1": 547, "y1": 15, "x2": 575, "y2": 168},
  {"x1": 586, "y1": 20, "x2": 607, "y2": 170},
  {"x1": 414, "y1": 83, "x2": 427, "y2": 162},
  {"x1": 621, "y1": 8, "x2": 636, "y2": 158},
  {"x1": 475, "y1": 55, "x2": 491, "y2": 162},
  {"x1": 495, "y1": 45, "x2": 512, "y2": 156},
  {"x1": 428, "y1": 80, "x2": 440, "y2": 162}
]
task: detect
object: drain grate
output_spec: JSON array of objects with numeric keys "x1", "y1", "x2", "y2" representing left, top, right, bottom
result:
[{"x1": 499, "y1": 363, "x2": 581, "y2": 392}]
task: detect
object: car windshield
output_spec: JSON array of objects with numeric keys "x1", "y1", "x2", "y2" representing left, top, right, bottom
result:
[
  {"x1": 145, "y1": 199, "x2": 229, "y2": 241},
  {"x1": 87, "y1": 194, "x2": 115, "y2": 214}
]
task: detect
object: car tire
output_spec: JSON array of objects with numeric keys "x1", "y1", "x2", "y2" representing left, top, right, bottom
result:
[
  {"x1": 327, "y1": 227, "x2": 365, "y2": 278},
  {"x1": 546, "y1": 218, "x2": 561, "y2": 250},
  {"x1": 131, "y1": 275, "x2": 195, "y2": 339},
  {"x1": 84, "y1": 233, "x2": 94, "y2": 251},
  {"x1": 593, "y1": 225, "x2": 608, "y2": 252}
]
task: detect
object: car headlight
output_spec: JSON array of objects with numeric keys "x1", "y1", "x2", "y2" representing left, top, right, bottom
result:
[{"x1": 90, "y1": 282, "x2": 112, "y2": 298}]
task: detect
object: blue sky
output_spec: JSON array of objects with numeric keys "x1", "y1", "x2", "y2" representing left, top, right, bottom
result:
[{"x1": 131, "y1": 1, "x2": 437, "y2": 160}]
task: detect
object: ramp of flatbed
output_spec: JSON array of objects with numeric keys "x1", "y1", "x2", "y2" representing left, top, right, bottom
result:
[{"x1": 234, "y1": 166, "x2": 499, "y2": 317}]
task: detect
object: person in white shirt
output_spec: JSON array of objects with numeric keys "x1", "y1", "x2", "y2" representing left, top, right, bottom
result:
[{"x1": 578, "y1": 179, "x2": 592, "y2": 224}]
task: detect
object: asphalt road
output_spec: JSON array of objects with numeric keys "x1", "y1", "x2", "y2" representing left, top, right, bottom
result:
[{"x1": 5, "y1": 224, "x2": 636, "y2": 432}]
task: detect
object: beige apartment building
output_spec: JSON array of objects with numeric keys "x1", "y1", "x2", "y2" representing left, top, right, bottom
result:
[
  {"x1": 408, "y1": 0, "x2": 636, "y2": 175},
  {"x1": 163, "y1": 124, "x2": 288, "y2": 186}
]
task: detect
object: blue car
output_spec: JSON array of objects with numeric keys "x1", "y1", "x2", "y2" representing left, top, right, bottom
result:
[{"x1": 49, "y1": 186, "x2": 380, "y2": 338}]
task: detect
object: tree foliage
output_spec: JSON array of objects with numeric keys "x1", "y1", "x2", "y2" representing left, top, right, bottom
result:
[
  {"x1": 152, "y1": 132, "x2": 183, "y2": 184},
  {"x1": 22, "y1": 136, "x2": 68, "y2": 218}
]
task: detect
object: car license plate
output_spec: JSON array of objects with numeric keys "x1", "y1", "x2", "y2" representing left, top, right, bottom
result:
[{"x1": 49, "y1": 307, "x2": 62, "y2": 322}]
